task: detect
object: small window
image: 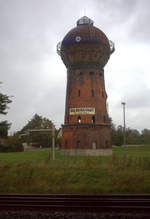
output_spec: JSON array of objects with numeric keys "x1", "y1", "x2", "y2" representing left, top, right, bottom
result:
[
  {"x1": 79, "y1": 72, "x2": 83, "y2": 76},
  {"x1": 105, "y1": 140, "x2": 109, "y2": 147},
  {"x1": 78, "y1": 90, "x2": 80, "y2": 96},
  {"x1": 76, "y1": 141, "x2": 80, "y2": 149},
  {"x1": 92, "y1": 116, "x2": 95, "y2": 124},
  {"x1": 78, "y1": 116, "x2": 81, "y2": 124},
  {"x1": 92, "y1": 141, "x2": 97, "y2": 149},
  {"x1": 89, "y1": 72, "x2": 94, "y2": 75},
  {"x1": 91, "y1": 89, "x2": 94, "y2": 97},
  {"x1": 99, "y1": 72, "x2": 103, "y2": 77}
]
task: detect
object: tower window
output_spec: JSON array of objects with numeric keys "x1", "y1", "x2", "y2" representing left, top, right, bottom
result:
[
  {"x1": 79, "y1": 72, "x2": 83, "y2": 79},
  {"x1": 105, "y1": 140, "x2": 109, "y2": 147},
  {"x1": 91, "y1": 89, "x2": 94, "y2": 96},
  {"x1": 78, "y1": 90, "x2": 80, "y2": 96},
  {"x1": 92, "y1": 141, "x2": 97, "y2": 149},
  {"x1": 76, "y1": 141, "x2": 80, "y2": 149},
  {"x1": 99, "y1": 72, "x2": 103, "y2": 77},
  {"x1": 77, "y1": 116, "x2": 81, "y2": 124},
  {"x1": 92, "y1": 116, "x2": 95, "y2": 124}
]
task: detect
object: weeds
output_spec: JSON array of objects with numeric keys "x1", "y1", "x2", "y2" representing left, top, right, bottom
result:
[{"x1": 0, "y1": 146, "x2": 150, "y2": 193}]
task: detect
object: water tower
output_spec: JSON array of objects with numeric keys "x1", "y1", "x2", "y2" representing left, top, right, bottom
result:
[{"x1": 57, "y1": 16, "x2": 115, "y2": 155}]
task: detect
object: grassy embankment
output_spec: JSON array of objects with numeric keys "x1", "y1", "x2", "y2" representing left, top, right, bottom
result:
[{"x1": 0, "y1": 145, "x2": 150, "y2": 194}]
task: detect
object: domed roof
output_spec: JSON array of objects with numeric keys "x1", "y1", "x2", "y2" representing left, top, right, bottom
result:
[
  {"x1": 63, "y1": 16, "x2": 109, "y2": 47},
  {"x1": 57, "y1": 16, "x2": 115, "y2": 68}
]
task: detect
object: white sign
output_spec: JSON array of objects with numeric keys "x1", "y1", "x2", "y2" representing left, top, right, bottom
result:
[{"x1": 69, "y1": 107, "x2": 95, "y2": 115}]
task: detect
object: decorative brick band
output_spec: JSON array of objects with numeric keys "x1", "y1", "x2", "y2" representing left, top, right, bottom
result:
[
  {"x1": 62, "y1": 123, "x2": 111, "y2": 129},
  {"x1": 68, "y1": 63, "x2": 104, "y2": 70}
]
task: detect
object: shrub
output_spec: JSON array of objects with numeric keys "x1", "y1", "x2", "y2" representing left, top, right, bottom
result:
[
  {"x1": 0, "y1": 139, "x2": 12, "y2": 152},
  {"x1": 7, "y1": 133, "x2": 24, "y2": 152}
]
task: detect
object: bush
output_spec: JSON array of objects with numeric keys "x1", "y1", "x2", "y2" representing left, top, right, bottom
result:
[
  {"x1": 0, "y1": 141, "x2": 12, "y2": 152},
  {"x1": 7, "y1": 133, "x2": 24, "y2": 152}
]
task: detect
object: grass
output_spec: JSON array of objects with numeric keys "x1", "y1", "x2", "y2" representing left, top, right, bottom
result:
[{"x1": 0, "y1": 145, "x2": 150, "y2": 194}]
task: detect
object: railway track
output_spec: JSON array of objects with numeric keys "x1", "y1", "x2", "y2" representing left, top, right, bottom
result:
[{"x1": 0, "y1": 194, "x2": 150, "y2": 217}]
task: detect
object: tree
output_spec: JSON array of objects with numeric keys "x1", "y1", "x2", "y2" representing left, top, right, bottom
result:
[
  {"x1": 7, "y1": 133, "x2": 23, "y2": 152},
  {"x1": 0, "y1": 121, "x2": 11, "y2": 138},
  {"x1": 0, "y1": 92, "x2": 12, "y2": 115},
  {"x1": 20, "y1": 114, "x2": 55, "y2": 147},
  {"x1": 20, "y1": 114, "x2": 54, "y2": 132},
  {"x1": 112, "y1": 125, "x2": 124, "y2": 146},
  {"x1": 141, "y1": 129, "x2": 150, "y2": 144},
  {"x1": 126, "y1": 128, "x2": 141, "y2": 145},
  {"x1": 0, "y1": 84, "x2": 12, "y2": 138}
]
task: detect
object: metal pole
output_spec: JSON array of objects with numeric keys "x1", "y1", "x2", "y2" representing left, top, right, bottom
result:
[
  {"x1": 122, "y1": 102, "x2": 126, "y2": 161},
  {"x1": 52, "y1": 124, "x2": 55, "y2": 160}
]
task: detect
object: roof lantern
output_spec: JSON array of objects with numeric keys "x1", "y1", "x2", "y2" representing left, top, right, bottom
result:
[{"x1": 77, "y1": 16, "x2": 94, "y2": 26}]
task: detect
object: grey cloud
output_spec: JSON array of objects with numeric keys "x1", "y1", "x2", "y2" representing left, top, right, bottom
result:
[
  {"x1": 124, "y1": 87, "x2": 150, "y2": 109},
  {"x1": 130, "y1": 1, "x2": 150, "y2": 41}
]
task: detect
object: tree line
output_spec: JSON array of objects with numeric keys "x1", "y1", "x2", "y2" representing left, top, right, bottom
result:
[{"x1": 112, "y1": 124, "x2": 150, "y2": 146}]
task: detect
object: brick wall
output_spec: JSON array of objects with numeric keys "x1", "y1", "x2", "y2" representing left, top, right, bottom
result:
[{"x1": 62, "y1": 124, "x2": 111, "y2": 150}]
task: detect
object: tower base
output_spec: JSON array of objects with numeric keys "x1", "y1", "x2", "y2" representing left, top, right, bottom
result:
[
  {"x1": 61, "y1": 124, "x2": 112, "y2": 156},
  {"x1": 61, "y1": 149, "x2": 112, "y2": 156}
]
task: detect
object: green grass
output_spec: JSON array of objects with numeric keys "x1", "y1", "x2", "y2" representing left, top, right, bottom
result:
[{"x1": 0, "y1": 145, "x2": 150, "y2": 194}]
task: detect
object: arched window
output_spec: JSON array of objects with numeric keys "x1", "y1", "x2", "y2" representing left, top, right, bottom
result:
[
  {"x1": 92, "y1": 141, "x2": 97, "y2": 149},
  {"x1": 79, "y1": 72, "x2": 83, "y2": 81},
  {"x1": 76, "y1": 141, "x2": 80, "y2": 149},
  {"x1": 105, "y1": 140, "x2": 109, "y2": 147},
  {"x1": 89, "y1": 72, "x2": 94, "y2": 76},
  {"x1": 91, "y1": 89, "x2": 94, "y2": 97},
  {"x1": 92, "y1": 116, "x2": 95, "y2": 124},
  {"x1": 78, "y1": 90, "x2": 80, "y2": 96},
  {"x1": 99, "y1": 72, "x2": 103, "y2": 77},
  {"x1": 77, "y1": 116, "x2": 81, "y2": 124},
  {"x1": 79, "y1": 72, "x2": 83, "y2": 76}
]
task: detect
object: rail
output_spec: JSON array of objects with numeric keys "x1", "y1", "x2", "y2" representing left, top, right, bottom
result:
[{"x1": 0, "y1": 194, "x2": 150, "y2": 218}]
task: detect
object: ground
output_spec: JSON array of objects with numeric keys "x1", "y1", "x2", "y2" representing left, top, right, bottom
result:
[{"x1": 0, "y1": 145, "x2": 150, "y2": 194}]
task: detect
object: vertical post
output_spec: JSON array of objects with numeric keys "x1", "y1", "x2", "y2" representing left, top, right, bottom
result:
[
  {"x1": 121, "y1": 102, "x2": 126, "y2": 161},
  {"x1": 52, "y1": 124, "x2": 55, "y2": 160}
]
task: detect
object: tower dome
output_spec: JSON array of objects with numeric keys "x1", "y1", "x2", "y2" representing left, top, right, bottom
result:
[{"x1": 57, "y1": 16, "x2": 114, "y2": 68}]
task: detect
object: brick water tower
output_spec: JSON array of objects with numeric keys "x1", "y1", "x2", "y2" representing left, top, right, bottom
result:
[{"x1": 57, "y1": 16, "x2": 115, "y2": 156}]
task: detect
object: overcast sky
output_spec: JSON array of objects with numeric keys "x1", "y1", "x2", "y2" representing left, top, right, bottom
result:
[{"x1": 1, "y1": 0, "x2": 150, "y2": 133}]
